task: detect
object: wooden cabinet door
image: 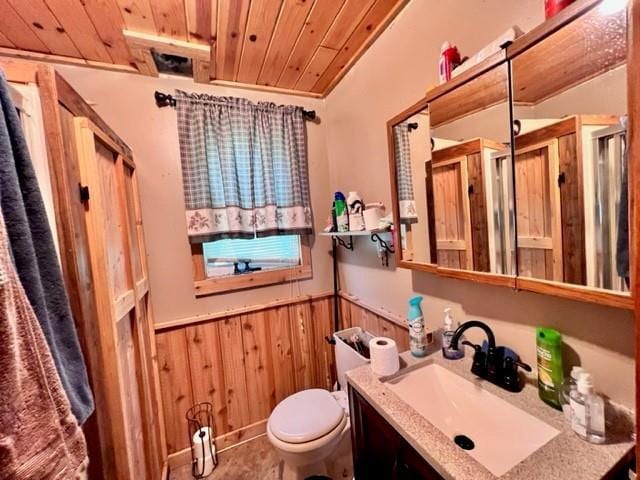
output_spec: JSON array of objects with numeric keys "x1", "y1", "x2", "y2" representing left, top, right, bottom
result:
[
  {"x1": 515, "y1": 140, "x2": 563, "y2": 281},
  {"x1": 350, "y1": 386, "x2": 402, "y2": 479},
  {"x1": 349, "y1": 386, "x2": 444, "y2": 480},
  {"x1": 432, "y1": 156, "x2": 473, "y2": 270},
  {"x1": 74, "y1": 117, "x2": 163, "y2": 480}
]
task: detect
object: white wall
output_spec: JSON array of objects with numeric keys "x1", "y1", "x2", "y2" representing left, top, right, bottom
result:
[
  {"x1": 57, "y1": 0, "x2": 635, "y2": 408},
  {"x1": 325, "y1": 0, "x2": 635, "y2": 408},
  {"x1": 56, "y1": 66, "x2": 333, "y2": 325}
]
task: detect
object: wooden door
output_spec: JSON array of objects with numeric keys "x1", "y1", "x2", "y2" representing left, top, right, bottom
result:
[
  {"x1": 74, "y1": 117, "x2": 163, "y2": 480},
  {"x1": 467, "y1": 151, "x2": 490, "y2": 272},
  {"x1": 432, "y1": 157, "x2": 473, "y2": 269},
  {"x1": 515, "y1": 140, "x2": 563, "y2": 281}
]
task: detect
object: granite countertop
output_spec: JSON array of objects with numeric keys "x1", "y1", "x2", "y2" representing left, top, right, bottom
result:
[{"x1": 346, "y1": 349, "x2": 635, "y2": 480}]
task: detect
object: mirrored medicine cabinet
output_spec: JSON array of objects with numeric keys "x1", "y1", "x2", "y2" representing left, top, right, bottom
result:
[{"x1": 387, "y1": 0, "x2": 634, "y2": 308}]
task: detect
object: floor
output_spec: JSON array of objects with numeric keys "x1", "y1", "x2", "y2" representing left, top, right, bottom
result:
[{"x1": 169, "y1": 434, "x2": 353, "y2": 480}]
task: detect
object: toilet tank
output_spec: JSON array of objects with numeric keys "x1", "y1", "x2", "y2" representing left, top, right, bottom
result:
[{"x1": 333, "y1": 327, "x2": 373, "y2": 390}]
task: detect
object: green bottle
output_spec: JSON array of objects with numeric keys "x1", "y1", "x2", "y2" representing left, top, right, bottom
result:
[{"x1": 536, "y1": 327, "x2": 564, "y2": 409}]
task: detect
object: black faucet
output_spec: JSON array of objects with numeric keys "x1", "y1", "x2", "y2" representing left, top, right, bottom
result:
[{"x1": 449, "y1": 320, "x2": 532, "y2": 392}]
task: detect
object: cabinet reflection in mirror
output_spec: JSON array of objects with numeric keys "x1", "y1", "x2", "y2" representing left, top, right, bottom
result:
[
  {"x1": 511, "y1": 3, "x2": 629, "y2": 293},
  {"x1": 392, "y1": 112, "x2": 436, "y2": 265},
  {"x1": 430, "y1": 63, "x2": 515, "y2": 275}
]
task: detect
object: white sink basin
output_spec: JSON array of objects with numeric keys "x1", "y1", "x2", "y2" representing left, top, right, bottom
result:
[{"x1": 385, "y1": 362, "x2": 560, "y2": 476}]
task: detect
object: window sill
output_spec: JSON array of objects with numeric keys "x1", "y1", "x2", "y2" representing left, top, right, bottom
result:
[{"x1": 194, "y1": 265, "x2": 313, "y2": 297}]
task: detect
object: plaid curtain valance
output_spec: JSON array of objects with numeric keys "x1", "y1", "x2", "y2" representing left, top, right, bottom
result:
[
  {"x1": 393, "y1": 122, "x2": 418, "y2": 224},
  {"x1": 175, "y1": 91, "x2": 313, "y2": 243}
]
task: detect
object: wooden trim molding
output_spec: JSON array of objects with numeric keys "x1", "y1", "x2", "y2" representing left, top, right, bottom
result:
[
  {"x1": 436, "y1": 267, "x2": 516, "y2": 288},
  {"x1": 506, "y1": 0, "x2": 603, "y2": 57},
  {"x1": 629, "y1": 0, "x2": 640, "y2": 470},
  {"x1": 338, "y1": 291, "x2": 408, "y2": 331},
  {"x1": 167, "y1": 421, "x2": 268, "y2": 472},
  {"x1": 517, "y1": 277, "x2": 633, "y2": 310},
  {"x1": 191, "y1": 235, "x2": 313, "y2": 297},
  {"x1": 0, "y1": 49, "x2": 139, "y2": 75},
  {"x1": 155, "y1": 291, "x2": 333, "y2": 331}
]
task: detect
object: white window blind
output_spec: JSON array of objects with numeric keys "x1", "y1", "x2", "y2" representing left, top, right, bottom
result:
[{"x1": 203, "y1": 235, "x2": 301, "y2": 278}]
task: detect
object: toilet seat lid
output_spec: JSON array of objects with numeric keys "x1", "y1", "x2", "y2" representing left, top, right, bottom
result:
[{"x1": 269, "y1": 389, "x2": 345, "y2": 444}]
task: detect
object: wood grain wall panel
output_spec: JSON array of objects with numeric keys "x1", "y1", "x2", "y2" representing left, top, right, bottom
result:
[
  {"x1": 185, "y1": 0, "x2": 216, "y2": 44},
  {"x1": 150, "y1": 0, "x2": 188, "y2": 39},
  {"x1": 289, "y1": 301, "x2": 319, "y2": 390},
  {"x1": 236, "y1": 0, "x2": 282, "y2": 84},
  {"x1": 155, "y1": 294, "x2": 407, "y2": 455},
  {"x1": 558, "y1": 133, "x2": 586, "y2": 285},
  {"x1": 312, "y1": 0, "x2": 401, "y2": 93},
  {"x1": 7, "y1": 0, "x2": 80, "y2": 58},
  {"x1": 311, "y1": 297, "x2": 335, "y2": 390},
  {"x1": 258, "y1": 0, "x2": 314, "y2": 86},
  {"x1": 185, "y1": 322, "x2": 228, "y2": 438},
  {"x1": 156, "y1": 328, "x2": 194, "y2": 454},
  {"x1": 0, "y1": 0, "x2": 50, "y2": 52},
  {"x1": 295, "y1": 46, "x2": 338, "y2": 91},
  {"x1": 242, "y1": 312, "x2": 277, "y2": 423},
  {"x1": 117, "y1": 312, "x2": 147, "y2": 480},
  {"x1": 215, "y1": 0, "x2": 250, "y2": 80},
  {"x1": 44, "y1": 0, "x2": 113, "y2": 62},
  {"x1": 81, "y1": 0, "x2": 135, "y2": 65},
  {"x1": 218, "y1": 316, "x2": 251, "y2": 431},
  {"x1": 467, "y1": 152, "x2": 490, "y2": 272},
  {"x1": 267, "y1": 306, "x2": 297, "y2": 402},
  {"x1": 339, "y1": 296, "x2": 353, "y2": 329},
  {"x1": 277, "y1": 0, "x2": 344, "y2": 88},
  {"x1": 115, "y1": 0, "x2": 157, "y2": 33}
]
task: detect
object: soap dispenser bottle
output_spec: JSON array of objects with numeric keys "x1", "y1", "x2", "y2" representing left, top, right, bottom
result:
[
  {"x1": 570, "y1": 372, "x2": 605, "y2": 444},
  {"x1": 441, "y1": 308, "x2": 464, "y2": 359},
  {"x1": 407, "y1": 296, "x2": 428, "y2": 357}
]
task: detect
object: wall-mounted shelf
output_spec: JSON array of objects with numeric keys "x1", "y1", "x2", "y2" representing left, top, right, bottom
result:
[
  {"x1": 321, "y1": 229, "x2": 395, "y2": 342},
  {"x1": 320, "y1": 230, "x2": 395, "y2": 253}
]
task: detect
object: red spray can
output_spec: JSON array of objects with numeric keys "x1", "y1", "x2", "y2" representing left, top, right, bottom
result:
[{"x1": 438, "y1": 42, "x2": 461, "y2": 84}]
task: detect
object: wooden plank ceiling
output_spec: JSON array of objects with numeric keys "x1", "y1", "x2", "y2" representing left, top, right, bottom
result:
[{"x1": 0, "y1": 0, "x2": 408, "y2": 97}]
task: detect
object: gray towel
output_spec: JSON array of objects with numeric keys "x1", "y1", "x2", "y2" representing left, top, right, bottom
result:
[{"x1": 0, "y1": 70, "x2": 94, "y2": 423}]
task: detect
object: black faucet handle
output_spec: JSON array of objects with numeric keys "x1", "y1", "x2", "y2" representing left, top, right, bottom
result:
[
  {"x1": 514, "y1": 359, "x2": 532, "y2": 372},
  {"x1": 504, "y1": 356, "x2": 532, "y2": 372},
  {"x1": 502, "y1": 356, "x2": 531, "y2": 392},
  {"x1": 461, "y1": 340, "x2": 480, "y2": 352}
]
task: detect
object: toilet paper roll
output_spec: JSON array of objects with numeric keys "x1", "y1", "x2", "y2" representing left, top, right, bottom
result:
[{"x1": 369, "y1": 337, "x2": 400, "y2": 376}]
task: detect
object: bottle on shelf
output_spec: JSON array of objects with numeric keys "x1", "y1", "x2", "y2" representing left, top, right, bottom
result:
[
  {"x1": 334, "y1": 192, "x2": 349, "y2": 232},
  {"x1": 347, "y1": 191, "x2": 365, "y2": 231}
]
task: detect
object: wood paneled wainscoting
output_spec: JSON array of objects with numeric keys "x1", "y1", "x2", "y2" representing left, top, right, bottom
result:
[{"x1": 155, "y1": 292, "x2": 410, "y2": 469}]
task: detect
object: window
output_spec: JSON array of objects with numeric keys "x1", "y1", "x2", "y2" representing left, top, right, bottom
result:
[
  {"x1": 203, "y1": 235, "x2": 301, "y2": 278},
  {"x1": 191, "y1": 236, "x2": 311, "y2": 296}
]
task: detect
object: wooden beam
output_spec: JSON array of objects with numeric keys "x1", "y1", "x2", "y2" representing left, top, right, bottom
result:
[
  {"x1": 0, "y1": 48, "x2": 139, "y2": 74},
  {"x1": 123, "y1": 29, "x2": 210, "y2": 60}
]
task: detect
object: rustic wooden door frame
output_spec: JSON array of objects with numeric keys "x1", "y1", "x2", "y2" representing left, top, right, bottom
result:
[
  {"x1": 432, "y1": 156, "x2": 473, "y2": 269},
  {"x1": 514, "y1": 139, "x2": 563, "y2": 282},
  {"x1": 628, "y1": 0, "x2": 640, "y2": 473}
]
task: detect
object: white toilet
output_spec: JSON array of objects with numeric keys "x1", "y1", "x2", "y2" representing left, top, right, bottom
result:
[{"x1": 267, "y1": 327, "x2": 371, "y2": 480}]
